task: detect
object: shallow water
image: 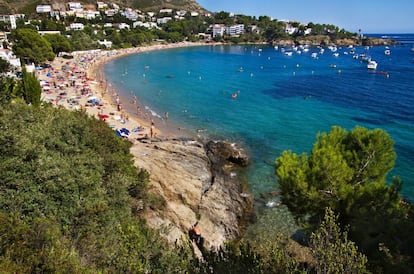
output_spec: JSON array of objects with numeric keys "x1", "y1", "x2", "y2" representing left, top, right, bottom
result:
[{"x1": 105, "y1": 38, "x2": 414, "y2": 225}]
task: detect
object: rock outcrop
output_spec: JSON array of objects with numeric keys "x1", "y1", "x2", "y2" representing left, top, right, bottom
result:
[
  {"x1": 273, "y1": 35, "x2": 398, "y2": 47},
  {"x1": 130, "y1": 139, "x2": 253, "y2": 249}
]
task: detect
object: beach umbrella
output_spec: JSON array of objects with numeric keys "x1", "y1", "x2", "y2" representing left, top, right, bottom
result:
[
  {"x1": 115, "y1": 128, "x2": 130, "y2": 138},
  {"x1": 98, "y1": 114, "x2": 109, "y2": 120}
]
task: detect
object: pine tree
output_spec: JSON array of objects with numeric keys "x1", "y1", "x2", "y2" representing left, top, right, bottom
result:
[
  {"x1": 310, "y1": 208, "x2": 369, "y2": 274},
  {"x1": 18, "y1": 68, "x2": 41, "y2": 107}
]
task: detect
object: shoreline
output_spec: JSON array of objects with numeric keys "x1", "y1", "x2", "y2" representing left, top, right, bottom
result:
[
  {"x1": 38, "y1": 41, "x2": 210, "y2": 142},
  {"x1": 36, "y1": 42, "x2": 254, "y2": 248}
]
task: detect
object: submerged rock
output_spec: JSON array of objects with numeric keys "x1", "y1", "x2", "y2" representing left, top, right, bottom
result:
[{"x1": 130, "y1": 139, "x2": 253, "y2": 249}]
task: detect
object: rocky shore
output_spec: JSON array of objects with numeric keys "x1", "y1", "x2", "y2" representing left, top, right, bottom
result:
[
  {"x1": 36, "y1": 42, "x2": 255, "y2": 250},
  {"x1": 130, "y1": 138, "x2": 253, "y2": 249},
  {"x1": 272, "y1": 34, "x2": 398, "y2": 47}
]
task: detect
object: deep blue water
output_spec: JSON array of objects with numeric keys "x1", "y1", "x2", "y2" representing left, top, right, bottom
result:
[{"x1": 104, "y1": 37, "x2": 414, "y2": 203}]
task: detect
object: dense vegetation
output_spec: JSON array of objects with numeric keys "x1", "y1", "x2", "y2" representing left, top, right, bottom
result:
[
  {"x1": 277, "y1": 126, "x2": 414, "y2": 272},
  {"x1": 0, "y1": 3, "x2": 411, "y2": 272},
  {"x1": 0, "y1": 72, "x2": 372, "y2": 273},
  {"x1": 0, "y1": 97, "x2": 199, "y2": 272}
]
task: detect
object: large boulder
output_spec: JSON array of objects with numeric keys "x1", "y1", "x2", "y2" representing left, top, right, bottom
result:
[{"x1": 130, "y1": 139, "x2": 253, "y2": 249}]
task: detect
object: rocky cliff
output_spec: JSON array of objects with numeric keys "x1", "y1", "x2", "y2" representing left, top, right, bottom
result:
[{"x1": 130, "y1": 139, "x2": 253, "y2": 249}]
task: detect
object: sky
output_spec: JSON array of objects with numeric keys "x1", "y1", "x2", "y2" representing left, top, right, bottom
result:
[{"x1": 196, "y1": 0, "x2": 413, "y2": 34}]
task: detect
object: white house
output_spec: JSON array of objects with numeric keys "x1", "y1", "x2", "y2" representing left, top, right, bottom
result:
[
  {"x1": 159, "y1": 9, "x2": 173, "y2": 14},
  {"x1": 133, "y1": 21, "x2": 158, "y2": 29},
  {"x1": 70, "y1": 23, "x2": 84, "y2": 30},
  {"x1": 226, "y1": 24, "x2": 245, "y2": 36},
  {"x1": 285, "y1": 25, "x2": 298, "y2": 35},
  {"x1": 212, "y1": 24, "x2": 226, "y2": 38},
  {"x1": 36, "y1": 5, "x2": 52, "y2": 13},
  {"x1": 190, "y1": 12, "x2": 199, "y2": 17},
  {"x1": 122, "y1": 9, "x2": 138, "y2": 21},
  {"x1": 0, "y1": 49, "x2": 21, "y2": 68},
  {"x1": 98, "y1": 39, "x2": 112, "y2": 48},
  {"x1": 96, "y1": 2, "x2": 108, "y2": 10},
  {"x1": 9, "y1": 14, "x2": 17, "y2": 29},
  {"x1": 85, "y1": 10, "x2": 100, "y2": 20},
  {"x1": 176, "y1": 10, "x2": 187, "y2": 17},
  {"x1": 105, "y1": 9, "x2": 117, "y2": 17},
  {"x1": 103, "y1": 23, "x2": 113, "y2": 28},
  {"x1": 118, "y1": 23, "x2": 130, "y2": 30},
  {"x1": 157, "y1": 17, "x2": 171, "y2": 25},
  {"x1": 0, "y1": 14, "x2": 24, "y2": 29},
  {"x1": 67, "y1": 2, "x2": 83, "y2": 12},
  {"x1": 304, "y1": 28, "x2": 312, "y2": 35},
  {"x1": 0, "y1": 14, "x2": 24, "y2": 22}
]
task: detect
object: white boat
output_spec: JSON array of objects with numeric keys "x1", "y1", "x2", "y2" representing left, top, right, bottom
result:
[
  {"x1": 367, "y1": 60, "x2": 378, "y2": 70},
  {"x1": 384, "y1": 49, "x2": 391, "y2": 55},
  {"x1": 333, "y1": 52, "x2": 339, "y2": 57},
  {"x1": 311, "y1": 52, "x2": 318, "y2": 58},
  {"x1": 360, "y1": 54, "x2": 371, "y2": 62}
]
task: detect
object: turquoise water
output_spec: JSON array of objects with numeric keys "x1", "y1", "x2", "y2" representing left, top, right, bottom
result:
[{"x1": 104, "y1": 40, "x2": 414, "y2": 203}]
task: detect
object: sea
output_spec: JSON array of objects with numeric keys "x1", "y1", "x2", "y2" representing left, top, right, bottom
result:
[{"x1": 104, "y1": 34, "x2": 414, "y2": 235}]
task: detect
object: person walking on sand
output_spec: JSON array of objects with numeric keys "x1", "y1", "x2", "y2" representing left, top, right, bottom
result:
[{"x1": 150, "y1": 124, "x2": 154, "y2": 138}]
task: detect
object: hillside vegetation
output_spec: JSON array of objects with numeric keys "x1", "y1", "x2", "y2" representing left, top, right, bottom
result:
[{"x1": 0, "y1": 0, "x2": 206, "y2": 14}]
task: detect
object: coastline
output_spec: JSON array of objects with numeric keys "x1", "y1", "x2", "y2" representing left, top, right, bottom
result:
[
  {"x1": 39, "y1": 37, "x2": 397, "y2": 141},
  {"x1": 38, "y1": 41, "x2": 210, "y2": 142},
  {"x1": 36, "y1": 41, "x2": 254, "y2": 248}
]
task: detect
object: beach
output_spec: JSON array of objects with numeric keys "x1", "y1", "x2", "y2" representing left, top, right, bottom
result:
[{"x1": 37, "y1": 41, "x2": 207, "y2": 142}]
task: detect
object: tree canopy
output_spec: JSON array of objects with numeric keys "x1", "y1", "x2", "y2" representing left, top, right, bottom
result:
[
  {"x1": 310, "y1": 208, "x2": 369, "y2": 274},
  {"x1": 0, "y1": 102, "x2": 193, "y2": 272},
  {"x1": 276, "y1": 126, "x2": 414, "y2": 272},
  {"x1": 44, "y1": 33, "x2": 72, "y2": 54},
  {"x1": 0, "y1": 58, "x2": 11, "y2": 74},
  {"x1": 276, "y1": 126, "x2": 397, "y2": 221},
  {"x1": 15, "y1": 67, "x2": 42, "y2": 106},
  {"x1": 9, "y1": 28, "x2": 55, "y2": 64}
]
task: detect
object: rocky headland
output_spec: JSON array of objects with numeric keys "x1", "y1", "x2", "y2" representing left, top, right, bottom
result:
[
  {"x1": 130, "y1": 138, "x2": 253, "y2": 249},
  {"x1": 273, "y1": 35, "x2": 398, "y2": 47}
]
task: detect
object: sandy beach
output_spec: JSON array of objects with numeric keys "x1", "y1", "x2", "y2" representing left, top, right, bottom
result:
[{"x1": 37, "y1": 41, "x2": 207, "y2": 142}]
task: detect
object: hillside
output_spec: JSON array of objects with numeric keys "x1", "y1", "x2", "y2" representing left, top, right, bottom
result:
[{"x1": 0, "y1": 0, "x2": 206, "y2": 14}]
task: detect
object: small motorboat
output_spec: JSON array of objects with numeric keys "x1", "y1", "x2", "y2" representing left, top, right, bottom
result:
[{"x1": 367, "y1": 60, "x2": 378, "y2": 70}]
